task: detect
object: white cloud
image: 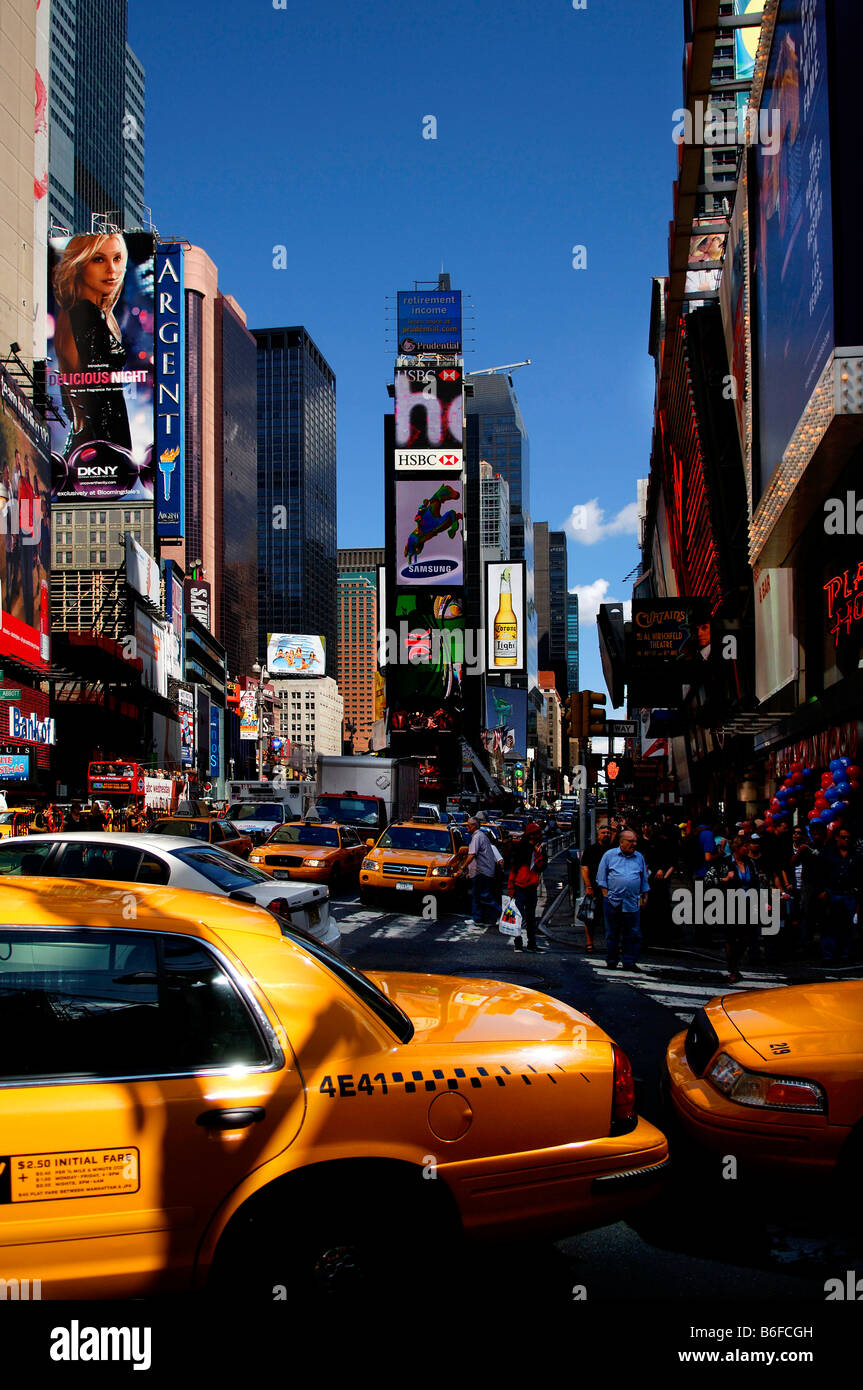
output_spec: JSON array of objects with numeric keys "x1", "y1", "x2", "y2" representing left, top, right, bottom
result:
[
  {"x1": 563, "y1": 498, "x2": 639, "y2": 545},
  {"x1": 569, "y1": 580, "x2": 631, "y2": 627}
]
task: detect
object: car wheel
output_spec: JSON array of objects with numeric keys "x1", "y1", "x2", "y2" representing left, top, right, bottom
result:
[
  {"x1": 358, "y1": 888, "x2": 376, "y2": 907},
  {"x1": 213, "y1": 1169, "x2": 459, "y2": 1305}
]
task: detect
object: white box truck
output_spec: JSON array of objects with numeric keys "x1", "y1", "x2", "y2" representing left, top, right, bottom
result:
[
  {"x1": 225, "y1": 779, "x2": 317, "y2": 844},
  {"x1": 314, "y1": 756, "x2": 419, "y2": 833}
]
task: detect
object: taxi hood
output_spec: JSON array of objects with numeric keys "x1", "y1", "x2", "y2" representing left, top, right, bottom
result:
[
  {"x1": 366, "y1": 970, "x2": 603, "y2": 1045},
  {"x1": 720, "y1": 981, "x2": 863, "y2": 1062}
]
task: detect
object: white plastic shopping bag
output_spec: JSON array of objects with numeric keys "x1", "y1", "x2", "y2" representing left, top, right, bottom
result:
[{"x1": 498, "y1": 895, "x2": 523, "y2": 936}]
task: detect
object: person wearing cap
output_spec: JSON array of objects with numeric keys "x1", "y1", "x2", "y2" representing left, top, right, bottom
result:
[
  {"x1": 463, "y1": 816, "x2": 501, "y2": 926},
  {"x1": 506, "y1": 821, "x2": 547, "y2": 952}
]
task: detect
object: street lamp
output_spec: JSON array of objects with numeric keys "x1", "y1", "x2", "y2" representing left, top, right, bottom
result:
[{"x1": 251, "y1": 660, "x2": 268, "y2": 780}]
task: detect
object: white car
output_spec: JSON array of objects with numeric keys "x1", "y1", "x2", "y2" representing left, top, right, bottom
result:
[{"x1": 0, "y1": 831, "x2": 340, "y2": 952}]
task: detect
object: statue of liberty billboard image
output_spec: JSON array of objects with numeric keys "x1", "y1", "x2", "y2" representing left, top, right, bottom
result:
[{"x1": 483, "y1": 685, "x2": 527, "y2": 756}]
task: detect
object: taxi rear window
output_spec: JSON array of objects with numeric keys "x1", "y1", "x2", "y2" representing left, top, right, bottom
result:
[{"x1": 283, "y1": 930, "x2": 413, "y2": 1044}]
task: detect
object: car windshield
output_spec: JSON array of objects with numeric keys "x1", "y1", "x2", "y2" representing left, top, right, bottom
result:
[
  {"x1": 316, "y1": 797, "x2": 380, "y2": 825},
  {"x1": 153, "y1": 820, "x2": 209, "y2": 840},
  {"x1": 269, "y1": 825, "x2": 340, "y2": 847},
  {"x1": 227, "y1": 803, "x2": 282, "y2": 822},
  {"x1": 377, "y1": 827, "x2": 453, "y2": 853},
  {"x1": 171, "y1": 847, "x2": 272, "y2": 892},
  {"x1": 0, "y1": 812, "x2": 20, "y2": 825},
  {"x1": 281, "y1": 929, "x2": 413, "y2": 1044}
]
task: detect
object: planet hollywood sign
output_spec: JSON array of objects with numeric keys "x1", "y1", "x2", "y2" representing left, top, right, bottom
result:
[{"x1": 8, "y1": 707, "x2": 55, "y2": 745}]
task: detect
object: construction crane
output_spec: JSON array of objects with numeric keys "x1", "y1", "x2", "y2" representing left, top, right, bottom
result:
[{"x1": 467, "y1": 360, "x2": 531, "y2": 376}]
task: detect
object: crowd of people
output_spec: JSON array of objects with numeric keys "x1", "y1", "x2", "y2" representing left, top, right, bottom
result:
[{"x1": 577, "y1": 811, "x2": 863, "y2": 979}]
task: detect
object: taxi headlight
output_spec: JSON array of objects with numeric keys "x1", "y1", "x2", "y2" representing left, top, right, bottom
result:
[
  {"x1": 429, "y1": 866, "x2": 451, "y2": 877},
  {"x1": 707, "y1": 1052, "x2": 827, "y2": 1113},
  {"x1": 302, "y1": 858, "x2": 324, "y2": 868},
  {"x1": 249, "y1": 854, "x2": 263, "y2": 863},
  {"x1": 362, "y1": 857, "x2": 377, "y2": 870}
]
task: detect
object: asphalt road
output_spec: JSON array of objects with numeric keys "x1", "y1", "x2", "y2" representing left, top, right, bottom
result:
[{"x1": 328, "y1": 849, "x2": 863, "y2": 1306}]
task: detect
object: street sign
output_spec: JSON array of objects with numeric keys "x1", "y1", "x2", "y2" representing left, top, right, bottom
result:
[
  {"x1": 0, "y1": 691, "x2": 22, "y2": 700},
  {"x1": 606, "y1": 720, "x2": 638, "y2": 737}
]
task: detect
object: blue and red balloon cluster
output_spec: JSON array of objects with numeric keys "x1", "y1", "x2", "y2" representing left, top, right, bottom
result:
[{"x1": 766, "y1": 758, "x2": 860, "y2": 828}]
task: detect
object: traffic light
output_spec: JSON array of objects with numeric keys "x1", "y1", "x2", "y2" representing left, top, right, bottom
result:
[
  {"x1": 566, "y1": 693, "x2": 582, "y2": 739},
  {"x1": 581, "y1": 690, "x2": 607, "y2": 737}
]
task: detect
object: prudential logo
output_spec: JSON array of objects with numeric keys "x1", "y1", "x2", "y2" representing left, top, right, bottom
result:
[{"x1": 49, "y1": 1321, "x2": 152, "y2": 1372}]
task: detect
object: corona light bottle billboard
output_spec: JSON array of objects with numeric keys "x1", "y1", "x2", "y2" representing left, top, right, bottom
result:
[{"x1": 493, "y1": 567, "x2": 518, "y2": 666}]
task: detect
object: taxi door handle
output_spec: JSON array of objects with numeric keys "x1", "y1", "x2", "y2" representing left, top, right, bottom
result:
[{"x1": 196, "y1": 1107, "x2": 266, "y2": 1130}]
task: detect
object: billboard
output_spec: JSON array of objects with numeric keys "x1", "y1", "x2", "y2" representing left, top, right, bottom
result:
[
  {"x1": 0, "y1": 754, "x2": 30, "y2": 781},
  {"x1": 209, "y1": 706, "x2": 221, "y2": 780},
  {"x1": 395, "y1": 479, "x2": 464, "y2": 586},
  {"x1": 393, "y1": 366, "x2": 463, "y2": 471},
  {"x1": 239, "y1": 686, "x2": 258, "y2": 740},
  {"x1": 47, "y1": 231, "x2": 155, "y2": 501},
  {"x1": 397, "y1": 290, "x2": 462, "y2": 355},
  {"x1": 754, "y1": 566, "x2": 798, "y2": 701},
  {"x1": 719, "y1": 187, "x2": 747, "y2": 457},
  {"x1": 483, "y1": 686, "x2": 528, "y2": 759},
  {"x1": 154, "y1": 243, "x2": 185, "y2": 538},
  {"x1": 485, "y1": 561, "x2": 526, "y2": 675},
  {"x1": 125, "y1": 533, "x2": 160, "y2": 605},
  {"x1": 134, "y1": 607, "x2": 168, "y2": 697},
  {"x1": 754, "y1": 0, "x2": 833, "y2": 496},
  {"x1": 0, "y1": 366, "x2": 51, "y2": 671},
  {"x1": 178, "y1": 686, "x2": 194, "y2": 767},
  {"x1": 266, "y1": 633, "x2": 326, "y2": 676},
  {"x1": 390, "y1": 592, "x2": 464, "y2": 707},
  {"x1": 185, "y1": 579, "x2": 211, "y2": 629}
]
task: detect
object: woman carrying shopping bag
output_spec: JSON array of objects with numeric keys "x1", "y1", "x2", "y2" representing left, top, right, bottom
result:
[{"x1": 506, "y1": 822, "x2": 547, "y2": 953}]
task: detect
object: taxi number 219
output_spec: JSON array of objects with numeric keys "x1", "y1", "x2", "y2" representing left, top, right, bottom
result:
[{"x1": 319, "y1": 1074, "x2": 388, "y2": 1098}]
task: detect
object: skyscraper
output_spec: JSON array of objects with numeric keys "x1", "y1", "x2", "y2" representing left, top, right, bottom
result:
[
  {"x1": 48, "y1": 0, "x2": 146, "y2": 232},
  {"x1": 254, "y1": 327, "x2": 337, "y2": 676},
  {"x1": 466, "y1": 371, "x2": 530, "y2": 561},
  {"x1": 535, "y1": 523, "x2": 570, "y2": 698},
  {"x1": 337, "y1": 549, "x2": 383, "y2": 754},
  {"x1": 566, "y1": 592, "x2": 580, "y2": 696},
  {"x1": 157, "y1": 247, "x2": 259, "y2": 678},
  {"x1": 479, "y1": 460, "x2": 510, "y2": 563}
]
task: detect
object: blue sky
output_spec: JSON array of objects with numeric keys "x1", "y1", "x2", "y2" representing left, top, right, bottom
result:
[{"x1": 129, "y1": 0, "x2": 682, "y2": 705}]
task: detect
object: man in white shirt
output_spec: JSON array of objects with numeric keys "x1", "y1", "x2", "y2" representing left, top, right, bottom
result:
[{"x1": 463, "y1": 815, "x2": 502, "y2": 925}]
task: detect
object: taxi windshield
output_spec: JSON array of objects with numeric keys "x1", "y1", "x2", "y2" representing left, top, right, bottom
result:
[
  {"x1": 227, "y1": 803, "x2": 282, "y2": 822},
  {"x1": 378, "y1": 827, "x2": 453, "y2": 853},
  {"x1": 269, "y1": 826, "x2": 340, "y2": 847}
]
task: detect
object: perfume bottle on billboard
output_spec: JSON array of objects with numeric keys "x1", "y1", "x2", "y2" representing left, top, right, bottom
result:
[{"x1": 493, "y1": 567, "x2": 517, "y2": 666}]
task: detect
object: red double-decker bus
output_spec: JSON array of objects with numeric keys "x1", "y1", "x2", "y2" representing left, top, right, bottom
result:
[{"x1": 87, "y1": 761, "x2": 146, "y2": 808}]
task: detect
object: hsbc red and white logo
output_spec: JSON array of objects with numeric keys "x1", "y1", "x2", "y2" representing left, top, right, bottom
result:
[
  {"x1": 394, "y1": 449, "x2": 463, "y2": 471},
  {"x1": 439, "y1": 369, "x2": 460, "y2": 381}
]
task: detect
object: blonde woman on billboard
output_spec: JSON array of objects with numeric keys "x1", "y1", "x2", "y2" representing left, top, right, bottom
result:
[{"x1": 52, "y1": 233, "x2": 132, "y2": 457}]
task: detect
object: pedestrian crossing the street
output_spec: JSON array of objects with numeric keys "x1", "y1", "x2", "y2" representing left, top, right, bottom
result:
[{"x1": 579, "y1": 958, "x2": 796, "y2": 1023}]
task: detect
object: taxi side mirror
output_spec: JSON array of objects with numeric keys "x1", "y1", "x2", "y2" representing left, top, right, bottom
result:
[{"x1": 366, "y1": 838, "x2": 375, "y2": 848}]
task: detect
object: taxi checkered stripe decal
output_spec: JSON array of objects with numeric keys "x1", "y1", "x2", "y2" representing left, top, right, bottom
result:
[{"x1": 317, "y1": 1063, "x2": 567, "y2": 1097}]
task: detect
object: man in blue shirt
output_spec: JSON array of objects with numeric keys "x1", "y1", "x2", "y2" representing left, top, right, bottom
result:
[{"x1": 596, "y1": 829, "x2": 650, "y2": 969}]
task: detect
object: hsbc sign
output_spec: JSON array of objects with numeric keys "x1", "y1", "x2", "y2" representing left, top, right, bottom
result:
[{"x1": 394, "y1": 449, "x2": 463, "y2": 471}]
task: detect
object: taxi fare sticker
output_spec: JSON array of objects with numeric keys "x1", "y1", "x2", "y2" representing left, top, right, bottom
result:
[{"x1": 0, "y1": 1148, "x2": 140, "y2": 1204}]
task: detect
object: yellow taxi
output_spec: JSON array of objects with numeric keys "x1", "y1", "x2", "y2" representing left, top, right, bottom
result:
[
  {"x1": 0, "y1": 878, "x2": 668, "y2": 1299},
  {"x1": 248, "y1": 820, "x2": 367, "y2": 886},
  {"x1": 665, "y1": 981, "x2": 863, "y2": 1177},
  {"x1": 359, "y1": 819, "x2": 470, "y2": 905}
]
